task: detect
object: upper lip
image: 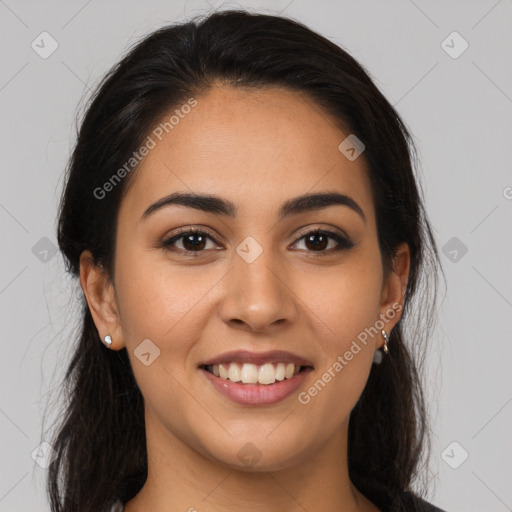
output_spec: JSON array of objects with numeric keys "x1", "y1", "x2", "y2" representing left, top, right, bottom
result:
[{"x1": 199, "y1": 350, "x2": 314, "y2": 368}]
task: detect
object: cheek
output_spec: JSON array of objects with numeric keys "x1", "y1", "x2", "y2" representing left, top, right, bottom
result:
[
  {"x1": 114, "y1": 245, "x2": 206, "y2": 340},
  {"x1": 298, "y1": 253, "x2": 383, "y2": 351},
  {"x1": 294, "y1": 252, "x2": 383, "y2": 415},
  {"x1": 113, "y1": 246, "x2": 225, "y2": 393},
  {"x1": 113, "y1": 249, "x2": 211, "y2": 419}
]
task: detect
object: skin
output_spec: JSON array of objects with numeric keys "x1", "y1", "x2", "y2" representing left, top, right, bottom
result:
[{"x1": 80, "y1": 83, "x2": 410, "y2": 512}]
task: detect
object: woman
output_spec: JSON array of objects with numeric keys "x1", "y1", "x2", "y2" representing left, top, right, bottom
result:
[{"x1": 47, "y1": 9, "x2": 446, "y2": 512}]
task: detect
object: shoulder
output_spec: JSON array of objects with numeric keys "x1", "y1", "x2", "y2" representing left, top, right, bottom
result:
[{"x1": 389, "y1": 490, "x2": 446, "y2": 512}]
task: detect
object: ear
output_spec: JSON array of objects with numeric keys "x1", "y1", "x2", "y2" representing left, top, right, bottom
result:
[
  {"x1": 378, "y1": 242, "x2": 410, "y2": 347},
  {"x1": 79, "y1": 250, "x2": 124, "y2": 350}
]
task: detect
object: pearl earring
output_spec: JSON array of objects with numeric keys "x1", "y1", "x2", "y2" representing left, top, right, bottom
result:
[
  {"x1": 103, "y1": 334, "x2": 112, "y2": 348},
  {"x1": 373, "y1": 329, "x2": 389, "y2": 364}
]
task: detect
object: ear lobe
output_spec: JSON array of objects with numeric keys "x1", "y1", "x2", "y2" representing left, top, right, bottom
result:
[{"x1": 79, "y1": 250, "x2": 123, "y2": 349}]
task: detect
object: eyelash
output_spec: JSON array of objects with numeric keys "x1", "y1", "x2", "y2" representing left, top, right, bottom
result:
[{"x1": 160, "y1": 227, "x2": 354, "y2": 256}]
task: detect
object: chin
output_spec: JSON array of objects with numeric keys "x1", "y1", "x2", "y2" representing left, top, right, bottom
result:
[{"x1": 199, "y1": 433, "x2": 311, "y2": 473}]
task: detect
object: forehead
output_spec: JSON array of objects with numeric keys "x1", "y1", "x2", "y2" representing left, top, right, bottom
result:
[{"x1": 120, "y1": 84, "x2": 375, "y2": 223}]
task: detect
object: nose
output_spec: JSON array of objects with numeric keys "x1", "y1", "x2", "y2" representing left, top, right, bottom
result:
[{"x1": 219, "y1": 244, "x2": 298, "y2": 334}]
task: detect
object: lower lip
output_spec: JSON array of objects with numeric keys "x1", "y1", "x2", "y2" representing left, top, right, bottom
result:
[{"x1": 200, "y1": 367, "x2": 312, "y2": 405}]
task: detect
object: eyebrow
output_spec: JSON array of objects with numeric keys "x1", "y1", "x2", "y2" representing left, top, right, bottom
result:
[{"x1": 140, "y1": 190, "x2": 366, "y2": 224}]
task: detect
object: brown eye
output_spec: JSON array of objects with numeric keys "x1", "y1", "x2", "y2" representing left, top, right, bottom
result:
[
  {"x1": 161, "y1": 229, "x2": 218, "y2": 252},
  {"x1": 293, "y1": 229, "x2": 354, "y2": 253},
  {"x1": 160, "y1": 228, "x2": 354, "y2": 255},
  {"x1": 304, "y1": 232, "x2": 329, "y2": 251}
]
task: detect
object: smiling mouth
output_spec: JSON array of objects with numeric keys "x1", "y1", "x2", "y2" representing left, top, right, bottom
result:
[{"x1": 200, "y1": 362, "x2": 311, "y2": 386}]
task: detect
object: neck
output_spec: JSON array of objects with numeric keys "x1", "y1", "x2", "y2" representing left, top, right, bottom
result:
[{"x1": 124, "y1": 411, "x2": 379, "y2": 512}]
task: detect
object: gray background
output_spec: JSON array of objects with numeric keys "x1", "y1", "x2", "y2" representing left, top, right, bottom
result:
[{"x1": 1, "y1": 1, "x2": 511, "y2": 511}]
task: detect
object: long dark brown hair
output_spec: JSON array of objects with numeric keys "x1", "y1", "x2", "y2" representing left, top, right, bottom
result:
[{"x1": 45, "y1": 9, "x2": 444, "y2": 512}]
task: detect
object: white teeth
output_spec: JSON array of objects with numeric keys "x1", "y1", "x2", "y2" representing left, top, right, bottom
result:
[
  {"x1": 285, "y1": 363, "x2": 295, "y2": 379},
  {"x1": 209, "y1": 362, "x2": 302, "y2": 385},
  {"x1": 258, "y1": 363, "x2": 276, "y2": 385},
  {"x1": 240, "y1": 363, "x2": 258, "y2": 384},
  {"x1": 275, "y1": 363, "x2": 286, "y2": 381},
  {"x1": 219, "y1": 363, "x2": 228, "y2": 380},
  {"x1": 228, "y1": 363, "x2": 241, "y2": 382}
]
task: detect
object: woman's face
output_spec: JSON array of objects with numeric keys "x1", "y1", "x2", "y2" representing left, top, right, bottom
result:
[{"x1": 83, "y1": 83, "x2": 408, "y2": 471}]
